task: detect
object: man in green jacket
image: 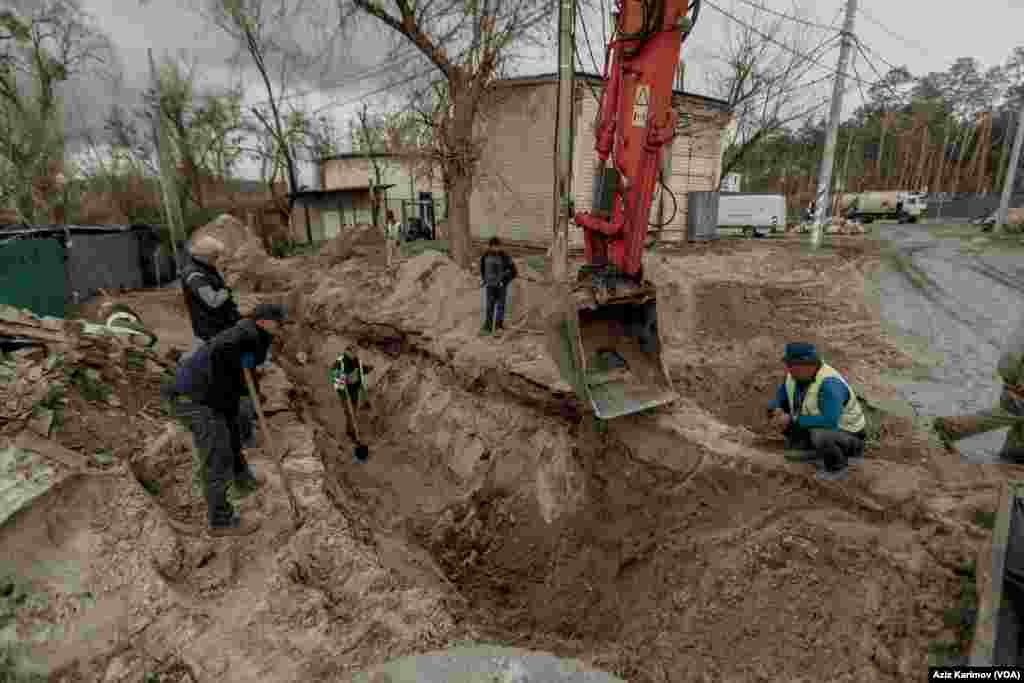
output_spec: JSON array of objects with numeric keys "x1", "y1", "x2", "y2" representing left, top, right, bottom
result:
[{"x1": 934, "y1": 321, "x2": 1024, "y2": 461}]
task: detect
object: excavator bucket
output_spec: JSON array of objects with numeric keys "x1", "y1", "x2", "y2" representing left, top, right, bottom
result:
[{"x1": 548, "y1": 285, "x2": 677, "y2": 419}]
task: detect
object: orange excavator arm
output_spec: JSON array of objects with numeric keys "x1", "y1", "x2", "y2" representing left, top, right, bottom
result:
[{"x1": 575, "y1": 0, "x2": 699, "y2": 279}]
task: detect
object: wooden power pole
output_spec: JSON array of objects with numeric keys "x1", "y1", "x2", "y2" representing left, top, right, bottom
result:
[
  {"x1": 148, "y1": 49, "x2": 185, "y2": 268},
  {"x1": 995, "y1": 100, "x2": 1024, "y2": 234},
  {"x1": 811, "y1": 0, "x2": 858, "y2": 248},
  {"x1": 549, "y1": 0, "x2": 576, "y2": 282}
]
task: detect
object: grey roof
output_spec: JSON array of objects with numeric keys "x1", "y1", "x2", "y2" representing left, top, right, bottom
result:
[
  {"x1": 0, "y1": 224, "x2": 157, "y2": 239},
  {"x1": 291, "y1": 185, "x2": 396, "y2": 199},
  {"x1": 318, "y1": 151, "x2": 403, "y2": 163}
]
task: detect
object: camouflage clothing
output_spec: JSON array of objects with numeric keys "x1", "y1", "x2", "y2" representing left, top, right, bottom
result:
[{"x1": 934, "y1": 323, "x2": 1024, "y2": 459}]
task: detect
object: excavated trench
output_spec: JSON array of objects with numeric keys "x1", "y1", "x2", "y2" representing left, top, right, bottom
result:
[{"x1": 263, "y1": 321, "x2": 961, "y2": 681}]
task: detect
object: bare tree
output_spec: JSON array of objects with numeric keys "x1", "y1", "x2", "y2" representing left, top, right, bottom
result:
[
  {"x1": 0, "y1": 0, "x2": 113, "y2": 221},
  {"x1": 142, "y1": 0, "x2": 344, "y2": 240},
  {"x1": 703, "y1": 1, "x2": 836, "y2": 186},
  {"x1": 340, "y1": 0, "x2": 559, "y2": 269},
  {"x1": 353, "y1": 103, "x2": 389, "y2": 227}
]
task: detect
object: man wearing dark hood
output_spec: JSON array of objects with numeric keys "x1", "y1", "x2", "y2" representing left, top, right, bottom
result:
[{"x1": 162, "y1": 304, "x2": 288, "y2": 536}]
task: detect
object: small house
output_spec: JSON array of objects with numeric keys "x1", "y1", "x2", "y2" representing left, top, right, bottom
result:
[{"x1": 471, "y1": 72, "x2": 733, "y2": 246}]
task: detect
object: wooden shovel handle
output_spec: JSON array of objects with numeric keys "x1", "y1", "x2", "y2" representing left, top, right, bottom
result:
[{"x1": 243, "y1": 367, "x2": 302, "y2": 525}]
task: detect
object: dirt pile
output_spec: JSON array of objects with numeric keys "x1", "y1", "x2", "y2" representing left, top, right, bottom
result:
[
  {"x1": 2, "y1": 233, "x2": 999, "y2": 681},
  {"x1": 314, "y1": 223, "x2": 382, "y2": 269},
  {"x1": 1, "y1": 303, "x2": 463, "y2": 681},
  {"x1": 0, "y1": 305, "x2": 174, "y2": 442},
  {"x1": 189, "y1": 213, "x2": 254, "y2": 256}
]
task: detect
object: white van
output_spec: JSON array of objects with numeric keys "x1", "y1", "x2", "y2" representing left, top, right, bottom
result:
[{"x1": 717, "y1": 193, "x2": 787, "y2": 236}]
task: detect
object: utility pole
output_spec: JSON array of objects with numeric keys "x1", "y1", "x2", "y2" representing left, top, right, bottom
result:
[
  {"x1": 995, "y1": 100, "x2": 1024, "y2": 234},
  {"x1": 811, "y1": 0, "x2": 858, "y2": 248},
  {"x1": 148, "y1": 48, "x2": 184, "y2": 270},
  {"x1": 549, "y1": 0, "x2": 576, "y2": 282}
]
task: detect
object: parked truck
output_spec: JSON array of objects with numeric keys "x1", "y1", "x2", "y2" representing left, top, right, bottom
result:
[
  {"x1": 845, "y1": 191, "x2": 926, "y2": 223},
  {"x1": 717, "y1": 193, "x2": 787, "y2": 237}
]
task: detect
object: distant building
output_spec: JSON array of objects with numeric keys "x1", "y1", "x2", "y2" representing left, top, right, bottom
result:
[
  {"x1": 470, "y1": 71, "x2": 733, "y2": 246},
  {"x1": 294, "y1": 152, "x2": 445, "y2": 243}
]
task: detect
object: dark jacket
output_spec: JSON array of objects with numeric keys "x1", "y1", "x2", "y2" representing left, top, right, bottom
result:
[
  {"x1": 480, "y1": 250, "x2": 517, "y2": 288},
  {"x1": 172, "y1": 319, "x2": 271, "y2": 415},
  {"x1": 181, "y1": 256, "x2": 241, "y2": 341}
]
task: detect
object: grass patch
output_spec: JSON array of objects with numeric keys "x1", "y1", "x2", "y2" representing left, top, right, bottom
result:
[
  {"x1": 269, "y1": 239, "x2": 322, "y2": 258},
  {"x1": 400, "y1": 239, "x2": 450, "y2": 258},
  {"x1": 931, "y1": 560, "x2": 979, "y2": 665},
  {"x1": 525, "y1": 254, "x2": 548, "y2": 274},
  {"x1": 974, "y1": 509, "x2": 997, "y2": 530},
  {"x1": 0, "y1": 643, "x2": 46, "y2": 683},
  {"x1": 36, "y1": 385, "x2": 64, "y2": 412},
  {"x1": 66, "y1": 367, "x2": 110, "y2": 403},
  {"x1": 139, "y1": 478, "x2": 160, "y2": 496}
]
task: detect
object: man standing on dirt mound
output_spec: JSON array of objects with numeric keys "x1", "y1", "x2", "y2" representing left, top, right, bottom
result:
[
  {"x1": 162, "y1": 304, "x2": 288, "y2": 536},
  {"x1": 479, "y1": 237, "x2": 517, "y2": 337},
  {"x1": 767, "y1": 342, "x2": 867, "y2": 481},
  {"x1": 933, "y1": 318, "x2": 1024, "y2": 461},
  {"x1": 179, "y1": 235, "x2": 257, "y2": 453}
]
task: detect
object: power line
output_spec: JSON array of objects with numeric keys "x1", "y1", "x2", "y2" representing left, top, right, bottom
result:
[
  {"x1": 732, "y1": 0, "x2": 842, "y2": 32},
  {"x1": 310, "y1": 65, "x2": 436, "y2": 116},
  {"x1": 577, "y1": 8, "x2": 603, "y2": 75},
  {"x1": 850, "y1": 47, "x2": 871, "y2": 107},
  {"x1": 856, "y1": 6, "x2": 932, "y2": 58},
  {"x1": 245, "y1": 49, "x2": 423, "y2": 110},
  {"x1": 704, "y1": 0, "x2": 881, "y2": 89},
  {"x1": 854, "y1": 35, "x2": 901, "y2": 75}
]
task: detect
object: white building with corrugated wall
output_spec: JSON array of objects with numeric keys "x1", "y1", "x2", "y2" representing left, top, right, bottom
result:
[{"x1": 470, "y1": 72, "x2": 733, "y2": 247}]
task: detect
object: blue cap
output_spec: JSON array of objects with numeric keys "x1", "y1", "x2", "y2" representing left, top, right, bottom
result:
[{"x1": 783, "y1": 342, "x2": 818, "y2": 363}]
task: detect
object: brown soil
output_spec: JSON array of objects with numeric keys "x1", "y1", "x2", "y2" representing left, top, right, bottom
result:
[{"x1": 1, "y1": 232, "x2": 1001, "y2": 682}]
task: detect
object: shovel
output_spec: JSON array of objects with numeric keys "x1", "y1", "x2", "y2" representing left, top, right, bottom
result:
[
  {"x1": 341, "y1": 385, "x2": 370, "y2": 462},
  {"x1": 243, "y1": 367, "x2": 303, "y2": 528}
]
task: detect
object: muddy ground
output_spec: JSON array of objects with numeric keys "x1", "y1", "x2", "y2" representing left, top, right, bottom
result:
[{"x1": 0, "y1": 228, "x2": 1010, "y2": 682}]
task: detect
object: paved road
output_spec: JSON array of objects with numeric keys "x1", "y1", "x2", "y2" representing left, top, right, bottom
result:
[{"x1": 875, "y1": 222, "x2": 1023, "y2": 463}]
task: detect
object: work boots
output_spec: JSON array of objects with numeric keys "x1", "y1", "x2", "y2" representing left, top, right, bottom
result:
[
  {"x1": 209, "y1": 512, "x2": 262, "y2": 537},
  {"x1": 229, "y1": 466, "x2": 264, "y2": 500},
  {"x1": 479, "y1": 323, "x2": 493, "y2": 337}
]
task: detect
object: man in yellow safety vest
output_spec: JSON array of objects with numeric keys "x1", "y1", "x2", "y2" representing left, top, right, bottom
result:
[{"x1": 767, "y1": 342, "x2": 867, "y2": 481}]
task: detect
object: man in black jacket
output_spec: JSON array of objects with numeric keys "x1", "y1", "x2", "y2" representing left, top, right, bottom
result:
[
  {"x1": 479, "y1": 237, "x2": 517, "y2": 337},
  {"x1": 162, "y1": 304, "x2": 287, "y2": 536},
  {"x1": 179, "y1": 236, "x2": 257, "y2": 449},
  {"x1": 180, "y1": 236, "x2": 242, "y2": 352}
]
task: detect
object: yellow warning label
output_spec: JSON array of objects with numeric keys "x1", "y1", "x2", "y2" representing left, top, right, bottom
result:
[
  {"x1": 631, "y1": 84, "x2": 650, "y2": 127},
  {"x1": 634, "y1": 84, "x2": 650, "y2": 106}
]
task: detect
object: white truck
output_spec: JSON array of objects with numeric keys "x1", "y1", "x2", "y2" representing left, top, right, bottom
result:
[
  {"x1": 717, "y1": 193, "x2": 786, "y2": 237},
  {"x1": 845, "y1": 191, "x2": 926, "y2": 223}
]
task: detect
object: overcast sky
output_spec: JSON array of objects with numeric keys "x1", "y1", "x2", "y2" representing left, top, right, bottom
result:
[{"x1": 66, "y1": 0, "x2": 1024, "y2": 181}]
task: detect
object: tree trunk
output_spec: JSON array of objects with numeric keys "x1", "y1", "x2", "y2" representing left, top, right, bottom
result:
[
  {"x1": 446, "y1": 169, "x2": 473, "y2": 270},
  {"x1": 935, "y1": 120, "x2": 953, "y2": 192},
  {"x1": 950, "y1": 121, "x2": 974, "y2": 196},
  {"x1": 877, "y1": 119, "x2": 888, "y2": 185},
  {"x1": 443, "y1": 89, "x2": 477, "y2": 271},
  {"x1": 913, "y1": 123, "x2": 930, "y2": 192}
]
